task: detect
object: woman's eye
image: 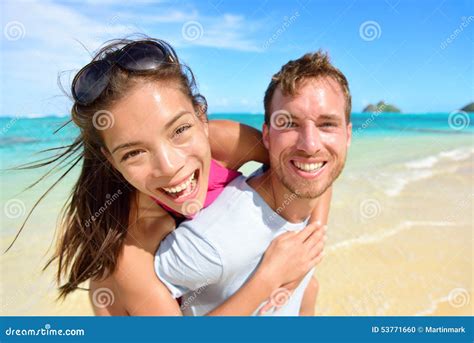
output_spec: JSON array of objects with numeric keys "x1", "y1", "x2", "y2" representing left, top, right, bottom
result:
[
  {"x1": 121, "y1": 150, "x2": 143, "y2": 162},
  {"x1": 174, "y1": 124, "x2": 192, "y2": 137}
]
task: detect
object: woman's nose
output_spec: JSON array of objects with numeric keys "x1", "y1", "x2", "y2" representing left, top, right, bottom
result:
[{"x1": 150, "y1": 145, "x2": 185, "y2": 177}]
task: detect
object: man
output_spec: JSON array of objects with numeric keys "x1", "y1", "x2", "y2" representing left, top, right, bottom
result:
[{"x1": 154, "y1": 50, "x2": 352, "y2": 315}]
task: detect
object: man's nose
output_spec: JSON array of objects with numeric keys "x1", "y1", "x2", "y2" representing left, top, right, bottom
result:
[{"x1": 296, "y1": 124, "x2": 322, "y2": 155}]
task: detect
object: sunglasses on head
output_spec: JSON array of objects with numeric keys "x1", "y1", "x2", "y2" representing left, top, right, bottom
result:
[{"x1": 72, "y1": 40, "x2": 176, "y2": 106}]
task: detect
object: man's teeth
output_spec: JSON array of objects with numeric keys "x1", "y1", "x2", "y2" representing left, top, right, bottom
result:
[
  {"x1": 162, "y1": 172, "x2": 196, "y2": 194},
  {"x1": 293, "y1": 161, "x2": 325, "y2": 172}
]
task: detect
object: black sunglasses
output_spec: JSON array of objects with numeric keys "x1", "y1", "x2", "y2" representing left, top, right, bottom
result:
[{"x1": 72, "y1": 40, "x2": 176, "y2": 106}]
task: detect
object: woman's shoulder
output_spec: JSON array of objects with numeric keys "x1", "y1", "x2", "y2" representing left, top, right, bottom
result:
[
  {"x1": 89, "y1": 275, "x2": 128, "y2": 315},
  {"x1": 90, "y1": 222, "x2": 174, "y2": 315}
]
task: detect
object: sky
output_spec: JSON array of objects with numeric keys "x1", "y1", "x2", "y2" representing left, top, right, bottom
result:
[{"x1": 0, "y1": 0, "x2": 472, "y2": 117}]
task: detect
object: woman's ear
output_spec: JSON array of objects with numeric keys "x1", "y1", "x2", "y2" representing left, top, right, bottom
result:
[{"x1": 196, "y1": 105, "x2": 209, "y2": 137}]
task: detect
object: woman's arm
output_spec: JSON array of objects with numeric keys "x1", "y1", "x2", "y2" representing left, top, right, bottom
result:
[{"x1": 208, "y1": 120, "x2": 269, "y2": 170}]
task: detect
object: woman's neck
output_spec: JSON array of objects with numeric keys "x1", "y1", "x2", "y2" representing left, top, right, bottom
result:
[{"x1": 128, "y1": 191, "x2": 172, "y2": 233}]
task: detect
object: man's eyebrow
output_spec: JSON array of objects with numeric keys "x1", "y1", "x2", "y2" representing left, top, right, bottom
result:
[{"x1": 318, "y1": 113, "x2": 342, "y2": 121}]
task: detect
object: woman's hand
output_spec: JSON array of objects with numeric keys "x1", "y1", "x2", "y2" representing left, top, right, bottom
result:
[{"x1": 255, "y1": 221, "x2": 327, "y2": 290}]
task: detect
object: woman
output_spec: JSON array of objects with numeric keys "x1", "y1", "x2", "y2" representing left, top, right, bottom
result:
[{"x1": 12, "y1": 38, "x2": 329, "y2": 315}]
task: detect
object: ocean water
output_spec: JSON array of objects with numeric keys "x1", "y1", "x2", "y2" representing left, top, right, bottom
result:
[{"x1": 0, "y1": 112, "x2": 473, "y2": 316}]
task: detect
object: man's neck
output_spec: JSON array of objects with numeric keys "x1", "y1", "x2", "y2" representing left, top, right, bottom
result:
[{"x1": 247, "y1": 170, "x2": 320, "y2": 223}]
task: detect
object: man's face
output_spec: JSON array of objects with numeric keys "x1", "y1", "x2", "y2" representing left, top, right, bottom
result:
[{"x1": 263, "y1": 77, "x2": 352, "y2": 198}]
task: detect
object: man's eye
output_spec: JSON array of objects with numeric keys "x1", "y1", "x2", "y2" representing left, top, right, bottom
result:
[
  {"x1": 121, "y1": 150, "x2": 143, "y2": 162},
  {"x1": 321, "y1": 122, "x2": 337, "y2": 128},
  {"x1": 174, "y1": 124, "x2": 192, "y2": 136}
]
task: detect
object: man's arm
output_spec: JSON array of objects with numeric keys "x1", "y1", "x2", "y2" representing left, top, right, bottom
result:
[{"x1": 299, "y1": 277, "x2": 319, "y2": 316}]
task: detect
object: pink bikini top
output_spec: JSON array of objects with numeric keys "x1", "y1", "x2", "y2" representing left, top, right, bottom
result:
[{"x1": 151, "y1": 159, "x2": 241, "y2": 218}]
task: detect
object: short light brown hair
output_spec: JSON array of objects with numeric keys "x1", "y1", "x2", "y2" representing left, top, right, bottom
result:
[{"x1": 264, "y1": 50, "x2": 351, "y2": 124}]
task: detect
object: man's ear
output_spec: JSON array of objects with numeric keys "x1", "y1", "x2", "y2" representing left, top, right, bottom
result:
[
  {"x1": 262, "y1": 123, "x2": 270, "y2": 150},
  {"x1": 346, "y1": 122, "x2": 352, "y2": 148}
]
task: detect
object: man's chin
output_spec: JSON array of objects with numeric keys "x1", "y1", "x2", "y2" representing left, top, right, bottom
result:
[{"x1": 281, "y1": 178, "x2": 329, "y2": 199}]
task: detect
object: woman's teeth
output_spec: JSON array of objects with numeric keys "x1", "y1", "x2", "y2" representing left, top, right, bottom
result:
[
  {"x1": 162, "y1": 172, "x2": 196, "y2": 195},
  {"x1": 293, "y1": 161, "x2": 325, "y2": 172}
]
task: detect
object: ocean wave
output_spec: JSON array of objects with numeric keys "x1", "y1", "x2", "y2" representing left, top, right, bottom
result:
[
  {"x1": 405, "y1": 156, "x2": 439, "y2": 169},
  {"x1": 405, "y1": 147, "x2": 473, "y2": 170},
  {"x1": 439, "y1": 147, "x2": 474, "y2": 161},
  {"x1": 383, "y1": 170, "x2": 434, "y2": 197},
  {"x1": 0, "y1": 136, "x2": 42, "y2": 145},
  {"x1": 379, "y1": 146, "x2": 474, "y2": 196},
  {"x1": 326, "y1": 220, "x2": 462, "y2": 254}
]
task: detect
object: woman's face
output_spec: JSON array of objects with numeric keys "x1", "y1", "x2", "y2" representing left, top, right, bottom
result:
[{"x1": 101, "y1": 81, "x2": 211, "y2": 216}]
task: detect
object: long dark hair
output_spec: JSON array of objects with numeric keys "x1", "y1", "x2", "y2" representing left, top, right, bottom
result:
[{"x1": 8, "y1": 37, "x2": 207, "y2": 299}]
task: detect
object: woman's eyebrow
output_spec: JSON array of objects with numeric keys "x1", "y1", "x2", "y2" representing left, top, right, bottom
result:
[
  {"x1": 164, "y1": 110, "x2": 192, "y2": 130},
  {"x1": 112, "y1": 141, "x2": 143, "y2": 154}
]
